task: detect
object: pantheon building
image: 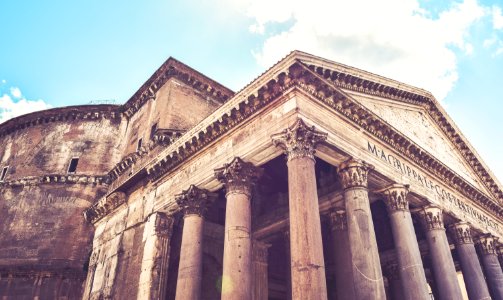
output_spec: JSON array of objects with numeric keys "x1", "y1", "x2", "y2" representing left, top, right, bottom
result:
[{"x1": 0, "y1": 51, "x2": 502, "y2": 299}]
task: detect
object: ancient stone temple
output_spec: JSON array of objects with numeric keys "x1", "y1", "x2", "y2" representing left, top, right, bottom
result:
[{"x1": 1, "y1": 51, "x2": 503, "y2": 300}]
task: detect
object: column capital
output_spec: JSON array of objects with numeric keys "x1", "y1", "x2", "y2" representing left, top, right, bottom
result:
[
  {"x1": 329, "y1": 210, "x2": 347, "y2": 231},
  {"x1": 175, "y1": 185, "x2": 216, "y2": 217},
  {"x1": 271, "y1": 118, "x2": 327, "y2": 162},
  {"x1": 497, "y1": 245, "x2": 503, "y2": 257},
  {"x1": 214, "y1": 157, "x2": 263, "y2": 196},
  {"x1": 476, "y1": 234, "x2": 498, "y2": 255},
  {"x1": 377, "y1": 184, "x2": 410, "y2": 213},
  {"x1": 416, "y1": 205, "x2": 444, "y2": 231},
  {"x1": 252, "y1": 240, "x2": 272, "y2": 264},
  {"x1": 148, "y1": 212, "x2": 174, "y2": 237},
  {"x1": 337, "y1": 158, "x2": 374, "y2": 189},
  {"x1": 449, "y1": 222, "x2": 473, "y2": 245}
]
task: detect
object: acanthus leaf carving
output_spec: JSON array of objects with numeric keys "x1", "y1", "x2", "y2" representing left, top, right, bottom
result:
[
  {"x1": 271, "y1": 118, "x2": 327, "y2": 162},
  {"x1": 449, "y1": 222, "x2": 473, "y2": 245},
  {"x1": 377, "y1": 184, "x2": 410, "y2": 213},
  {"x1": 214, "y1": 157, "x2": 263, "y2": 196},
  {"x1": 476, "y1": 234, "x2": 498, "y2": 255},
  {"x1": 337, "y1": 158, "x2": 374, "y2": 189},
  {"x1": 416, "y1": 205, "x2": 444, "y2": 231},
  {"x1": 329, "y1": 210, "x2": 347, "y2": 231},
  {"x1": 175, "y1": 185, "x2": 216, "y2": 217}
]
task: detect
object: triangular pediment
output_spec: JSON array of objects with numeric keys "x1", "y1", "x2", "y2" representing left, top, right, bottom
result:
[
  {"x1": 289, "y1": 52, "x2": 501, "y2": 200},
  {"x1": 345, "y1": 90, "x2": 487, "y2": 192}
]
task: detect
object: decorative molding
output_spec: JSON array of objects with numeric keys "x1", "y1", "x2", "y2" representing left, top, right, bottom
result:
[
  {"x1": 329, "y1": 210, "x2": 347, "y2": 231},
  {"x1": 271, "y1": 118, "x2": 327, "y2": 162},
  {"x1": 120, "y1": 58, "x2": 233, "y2": 119},
  {"x1": 175, "y1": 185, "x2": 216, "y2": 217},
  {"x1": 449, "y1": 222, "x2": 473, "y2": 245},
  {"x1": 377, "y1": 184, "x2": 410, "y2": 213},
  {"x1": 83, "y1": 191, "x2": 126, "y2": 224},
  {"x1": 149, "y1": 212, "x2": 174, "y2": 237},
  {"x1": 337, "y1": 158, "x2": 374, "y2": 190},
  {"x1": 416, "y1": 205, "x2": 444, "y2": 231},
  {"x1": 476, "y1": 234, "x2": 498, "y2": 255},
  {"x1": 0, "y1": 105, "x2": 120, "y2": 138},
  {"x1": 0, "y1": 174, "x2": 109, "y2": 188},
  {"x1": 302, "y1": 60, "x2": 503, "y2": 202},
  {"x1": 214, "y1": 157, "x2": 263, "y2": 196}
]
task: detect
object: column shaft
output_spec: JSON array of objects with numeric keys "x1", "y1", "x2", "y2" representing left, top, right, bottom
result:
[
  {"x1": 450, "y1": 223, "x2": 491, "y2": 300},
  {"x1": 383, "y1": 264, "x2": 405, "y2": 300},
  {"x1": 339, "y1": 159, "x2": 386, "y2": 300},
  {"x1": 477, "y1": 235, "x2": 503, "y2": 300},
  {"x1": 287, "y1": 156, "x2": 328, "y2": 299},
  {"x1": 330, "y1": 210, "x2": 356, "y2": 300},
  {"x1": 379, "y1": 185, "x2": 429, "y2": 300},
  {"x1": 137, "y1": 213, "x2": 173, "y2": 300},
  {"x1": 271, "y1": 118, "x2": 328, "y2": 300},
  {"x1": 417, "y1": 206, "x2": 463, "y2": 300},
  {"x1": 222, "y1": 190, "x2": 252, "y2": 299},
  {"x1": 175, "y1": 215, "x2": 204, "y2": 300},
  {"x1": 215, "y1": 157, "x2": 262, "y2": 300},
  {"x1": 251, "y1": 241, "x2": 270, "y2": 300}
]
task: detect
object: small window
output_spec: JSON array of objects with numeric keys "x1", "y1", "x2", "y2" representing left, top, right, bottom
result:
[
  {"x1": 67, "y1": 158, "x2": 79, "y2": 173},
  {"x1": 0, "y1": 166, "x2": 8, "y2": 181},
  {"x1": 150, "y1": 123, "x2": 158, "y2": 139},
  {"x1": 137, "y1": 138, "x2": 143, "y2": 151}
]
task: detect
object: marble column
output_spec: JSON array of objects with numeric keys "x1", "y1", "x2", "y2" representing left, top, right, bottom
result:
[
  {"x1": 329, "y1": 209, "x2": 356, "y2": 300},
  {"x1": 174, "y1": 185, "x2": 215, "y2": 300},
  {"x1": 476, "y1": 235, "x2": 503, "y2": 299},
  {"x1": 215, "y1": 157, "x2": 262, "y2": 300},
  {"x1": 378, "y1": 184, "x2": 429, "y2": 300},
  {"x1": 498, "y1": 246, "x2": 503, "y2": 272},
  {"x1": 137, "y1": 212, "x2": 174, "y2": 300},
  {"x1": 271, "y1": 118, "x2": 328, "y2": 300},
  {"x1": 337, "y1": 158, "x2": 386, "y2": 300},
  {"x1": 282, "y1": 230, "x2": 292, "y2": 300},
  {"x1": 416, "y1": 205, "x2": 463, "y2": 300},
  {"x1": 252, "y1": 240, "x2": 271, "y2": 300},
  {"x1": 383, "y1": 264, "x2": 404, "y2": 300},
  {"x1": 449, "y1": 222, "x2": 491, "y2": 300}
]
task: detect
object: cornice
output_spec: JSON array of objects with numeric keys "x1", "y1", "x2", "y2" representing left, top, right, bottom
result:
[
  {"x1": 0, "y1": 105, "x2": 120, "y2": 138},
  {"x1": 83, "y1": 191, "x2": 126, "y2": 224},
  {"x1": 120, "y1": 57, "x2": 234, "y2": 119},
  {"x1": 302, "y1": 61, "x2": 503, "y2": 202},
  {"x1": 0, "y1": 174, "x2": 109, "y2": 188}
]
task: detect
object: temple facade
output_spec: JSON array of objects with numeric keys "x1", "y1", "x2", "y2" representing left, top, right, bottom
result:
[{"x1": 1, "y1": 51, "x2": 503, "y2": 299}]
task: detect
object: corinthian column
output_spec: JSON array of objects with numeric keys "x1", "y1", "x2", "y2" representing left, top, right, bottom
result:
[
  {"x1": 138, "y1": 212, "x2": 174, "y2": 300},
  {"x1": 449, "y1": 222, "x2": 491, "y2": 300},
  {"x1": 378, "y1": 184, "x2": 429, "y2": 300},
  {"x1": 215, "y1": 157, "x2": 262, "y2": 300},
  {"x1": 329, "y1": 210, "x2": 356, "y2": 300},
  {"x1": 383, "y1": 264, "x2": 404, "y2": 300},
  {"x1": 251, "y1": 240, "x2": 271, "y2": 300},
  {"x1": 416, "y1": 206, "x2": 463, "y2": 300},
  {"x1": 271, "y1": 118, "x2": 328, "y2": 300},
  {"x1": 175, "y1": 185, "x2": 215, "y2": 300},
  {"x1": 476, "y1": 235, "x2": 503, "y2": 299},
  {"x1": 338, "y1": 158, "x2": 386, "y2": 299},
  {"x1": 498, "y1": 246, "x2": 503, "y2": 272}
]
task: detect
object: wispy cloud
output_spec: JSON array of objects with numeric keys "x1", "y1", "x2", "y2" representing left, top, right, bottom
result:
[
  {"x1": 0, "y1": 86, "x2": 52, "y2": 124},
  {"x1": 231, "y1": 0, "x2": 491, "y2": 100}
]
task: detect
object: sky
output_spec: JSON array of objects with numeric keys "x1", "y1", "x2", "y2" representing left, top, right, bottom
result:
[{"x1": 0, "y1": 0, "x2": 502, "y2": 183}]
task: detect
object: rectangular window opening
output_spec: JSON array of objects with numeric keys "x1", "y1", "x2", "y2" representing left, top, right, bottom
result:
[
  {"x1": 0, "y1": 166, "x2": 9, "y2": 182},
  {"x1": 137, "y1": 138, "x2": 143, "y2": 151},
  {"x1": 67, "y1": 158, "x2": 79, "y2": 173}
]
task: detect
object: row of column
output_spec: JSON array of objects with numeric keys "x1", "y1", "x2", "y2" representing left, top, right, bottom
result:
[{"x1": 167, "y1": 118, "x2": 503, "y2": 300}]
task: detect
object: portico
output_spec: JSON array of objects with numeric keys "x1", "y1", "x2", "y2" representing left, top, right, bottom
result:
[{"x1": 82, "y1": 51, "x2": 503, "y2": 300}]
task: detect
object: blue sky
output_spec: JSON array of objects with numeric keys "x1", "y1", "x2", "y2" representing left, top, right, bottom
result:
[{"x1": 1, "y1": 0, "x2": 503, "y2": 183}]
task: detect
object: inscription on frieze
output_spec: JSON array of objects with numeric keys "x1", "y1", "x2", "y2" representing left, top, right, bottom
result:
[{"x1": 367, "y1": 140, "x2": 500, "y2": 234}]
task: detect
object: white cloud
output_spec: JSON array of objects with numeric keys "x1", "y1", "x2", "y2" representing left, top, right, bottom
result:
[
  {"x1": 10, "y1": 87, "x2": 22, "y2": 98},
  {"x1": 493, "y1": 6, "x2": 503, "y2": 29},
  {"x1": 0, "y1": 87, "x2": 52, "y2": 124},
  {"x1": 1, "y1": 80, "x2": 5, "y2": 85},
  {"x1": 234, "y1": 0, "x2": 487, "y2": 100}
]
